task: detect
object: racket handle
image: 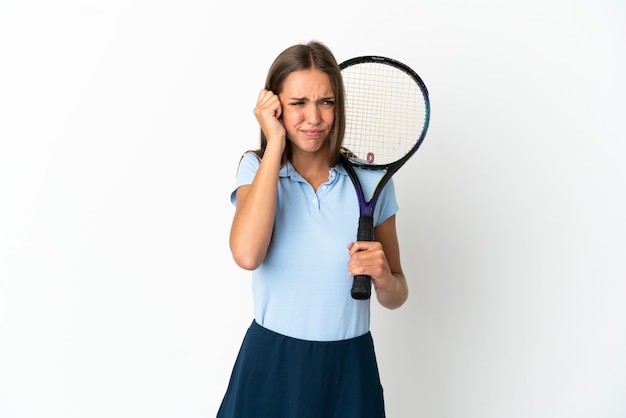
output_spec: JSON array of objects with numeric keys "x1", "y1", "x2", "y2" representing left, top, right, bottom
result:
[
  {"x1": 351, "y1": 274, "x2": 372, "y2": 300},
  {"x1": 351, "y1": 215, "x2": 374, "y2": 300}
]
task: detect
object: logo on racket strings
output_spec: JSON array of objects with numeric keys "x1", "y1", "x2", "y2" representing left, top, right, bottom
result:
[{"x1": 367, "y1": 152, "x2": 375, "y2": 163}]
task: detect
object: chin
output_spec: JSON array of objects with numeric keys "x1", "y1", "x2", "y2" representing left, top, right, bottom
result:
[{"x1": 292, "y1": 138, "x2": 326, "y2": 153}]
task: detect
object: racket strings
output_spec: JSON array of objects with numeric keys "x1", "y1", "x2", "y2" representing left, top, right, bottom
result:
[{"x1": 342, "y1": 62, "x2": 428, "y2": 165}]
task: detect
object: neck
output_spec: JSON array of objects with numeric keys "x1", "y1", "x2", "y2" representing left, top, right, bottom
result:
[{"x1": 291, "y1": 153, "x2": 331, "y2": 191}]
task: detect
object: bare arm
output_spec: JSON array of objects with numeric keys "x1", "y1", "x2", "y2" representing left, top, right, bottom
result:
[
  {"x1": 229, "y1": 90, "x2": 285, "y2": 270},
  {"x1": 347, "y1": 214, "x2": 408, "y2": 309}
]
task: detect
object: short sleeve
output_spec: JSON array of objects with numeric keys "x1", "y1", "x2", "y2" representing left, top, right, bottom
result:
[
  {"x1": 230, "y1": 152, "x2": 261, "y2": 206},
  {"x1": 373, "y1": 178, "x2": 399, "y2": 227}
]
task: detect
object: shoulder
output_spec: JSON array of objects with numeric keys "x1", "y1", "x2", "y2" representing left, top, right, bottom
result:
[{"x1": 239, "y1": 151, "x2": 261, "y2": 166}]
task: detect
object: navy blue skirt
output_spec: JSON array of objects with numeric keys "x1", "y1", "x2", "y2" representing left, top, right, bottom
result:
[{"x1": 217, "y1": 320, "x2": 385, "y2": 418}]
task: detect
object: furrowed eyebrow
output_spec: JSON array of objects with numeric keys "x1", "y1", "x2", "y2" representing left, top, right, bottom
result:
[{"x1": 287, "y1": 96, "x2": 335, "y2": 101}]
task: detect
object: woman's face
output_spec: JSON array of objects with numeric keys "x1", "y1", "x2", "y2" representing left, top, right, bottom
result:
[{"x1": 278, "y1": 69, "x2": 335, "y2": 156}]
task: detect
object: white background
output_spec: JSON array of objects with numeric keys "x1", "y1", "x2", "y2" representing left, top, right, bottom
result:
[{"x1": 1, "y1": 1, "x2": 625, "y2": 417}]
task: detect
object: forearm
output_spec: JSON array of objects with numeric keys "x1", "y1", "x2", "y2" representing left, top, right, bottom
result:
[{"x1": 374, "y1": 272, "x2": 408, "y2": 309}]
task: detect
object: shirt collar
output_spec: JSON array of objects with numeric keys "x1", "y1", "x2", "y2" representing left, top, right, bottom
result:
[{"x1": 279, "y1": 160, "x2": 348, "y2": 181}]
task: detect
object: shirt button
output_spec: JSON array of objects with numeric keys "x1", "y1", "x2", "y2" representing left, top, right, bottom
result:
[
  {"x1": 312, "y1": 198, "x2": 318, "y2": 205},
  {"x1": 322, "y1": 185, "x2": 327, "y2": 190}
]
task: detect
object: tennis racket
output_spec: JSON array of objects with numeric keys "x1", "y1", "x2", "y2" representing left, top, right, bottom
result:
[{"x1": 339, "y1": 55, "x2": 430, "y2": 300}]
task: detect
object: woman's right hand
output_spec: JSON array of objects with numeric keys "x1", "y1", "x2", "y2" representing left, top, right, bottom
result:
[{"x1": 253, "y1": 89, "x2": 286, "y2": 152}]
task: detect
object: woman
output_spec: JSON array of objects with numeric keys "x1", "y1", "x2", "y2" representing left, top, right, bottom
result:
[{"x1": 218, "y1": 40, "x2": 408, "y2": 418}]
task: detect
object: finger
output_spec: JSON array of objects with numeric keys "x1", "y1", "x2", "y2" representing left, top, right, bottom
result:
[
  {"x1": 349, "y1": 240, "x2": 380, "y2": 255},
  {"x1": 257, "y1": 93, "x2": 281, "y2": 119},
  {"x1": 273, "y1": 102, "x2": 282, "y2": 119}
]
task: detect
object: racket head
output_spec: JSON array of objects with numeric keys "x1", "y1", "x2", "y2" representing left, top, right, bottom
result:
[{"x1": 339, "y1": 56, "x2": 430, "y2": 170}]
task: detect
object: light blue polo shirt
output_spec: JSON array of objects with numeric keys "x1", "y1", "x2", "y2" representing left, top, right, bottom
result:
[{"x1": 230, "y1": 152, "x2": 399, "y2": 341}]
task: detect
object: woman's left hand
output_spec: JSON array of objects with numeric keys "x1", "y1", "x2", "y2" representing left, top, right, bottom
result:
[
  {"x1": 347, "y1": 241, "x2": 397, "y2": 293},
  {"x1": 347, "y1": 215, "x2": 408, "y2": 309}
]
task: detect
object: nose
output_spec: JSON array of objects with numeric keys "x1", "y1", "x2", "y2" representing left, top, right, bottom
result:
[{"x1": 305, "y1": 104, "x2": 321, "y2": 124}]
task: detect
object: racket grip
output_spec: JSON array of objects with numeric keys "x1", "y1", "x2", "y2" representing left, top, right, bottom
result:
[
  {"x1": 356, "y1": 215, "x2": 375, "y2": 242},
  {"x1": 351, "y1": 215, "x2": 374, "y2": 300},
  {"x1": 351, "y1": 274, "x2": 372, "y2": 300}
]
